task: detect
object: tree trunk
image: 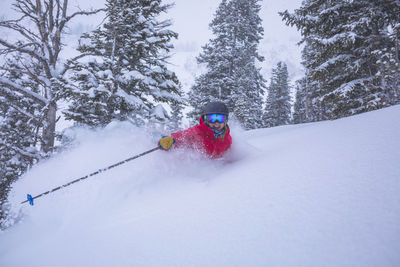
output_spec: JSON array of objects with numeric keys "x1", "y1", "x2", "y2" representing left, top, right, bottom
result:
[{"x1": 42, "y1": 102, "x2": 57, "y2": 153}]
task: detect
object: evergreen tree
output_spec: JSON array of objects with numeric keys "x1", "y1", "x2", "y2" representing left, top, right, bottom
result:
[
  {"x1": 148, "y1": 104, "x2": 170, "y2": 136},
  {"x1": 188, "y1": 0, "x2": 266, "y2": 129},
  {"x1": 293, "y1": 38, "x2": 325, "y2": 123},
  {"x1": 66, "y1": 0, "x2": 183, "y2": 127},
  {"x1": 263, "y1": 62, "x2": 291, "y2": 127},
  {"x1": 168, "y1": 100, "x2": 185, "y2": 132},
  {"x1": 292, "y1": 78, "x2": 308, "y2": 124},
  {"x1": 376, "y1": 0, "x2": 400, "y2": 104},
  {"x1": 281, "y1": 0, "x2": 400, "y2": 119},
  {"x1": 0, "y1": 55, "x2": 42, "y2": 225},
  {"x1": 0, "y1": 0, "x2": 103, "y2": 153},
  {"x1": 0, "y1": 0, "x2": 103, "y2": 226},
  {"x1": 0, "y1": 104, "x2": 40, "y2": 224}
]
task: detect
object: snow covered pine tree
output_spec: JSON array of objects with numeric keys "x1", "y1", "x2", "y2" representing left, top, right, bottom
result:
[
  {"x1": 188, "y1": 0, "x2": 266, "y2": 129},
  {"x1": 263, "y1": 62, "x2": 291, "y2": 127},
  {"x1": 280, "y1": 0, "x2": 400, "y2": 119},
  {"x1": 0, "y1": 0, "x2": 103, "y2": 226},
  {"x1": 65, "y1": 0, "x2": 183, "y2": 128}
]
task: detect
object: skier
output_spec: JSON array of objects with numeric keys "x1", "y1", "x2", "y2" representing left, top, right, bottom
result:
[{"x1": 158, "y1": 101, "x2": 232, "y2": 158}]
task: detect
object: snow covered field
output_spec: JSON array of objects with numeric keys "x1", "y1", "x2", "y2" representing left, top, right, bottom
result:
[{"x1": 1, "y1": 105, "x2": 399, "y2": 267}]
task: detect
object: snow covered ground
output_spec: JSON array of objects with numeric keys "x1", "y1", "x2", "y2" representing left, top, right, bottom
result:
[{"x1": 1, "y1": 105, "x2": 399, "y2": 267}]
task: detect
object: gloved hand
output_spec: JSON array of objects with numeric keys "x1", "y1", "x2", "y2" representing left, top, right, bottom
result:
[{"x1": 158, "y1": 136, "x2": 175, "y2": 151}]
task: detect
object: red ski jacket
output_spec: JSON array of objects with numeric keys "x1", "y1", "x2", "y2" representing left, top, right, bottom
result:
[{"x1": 171, "y1": 117, "x2": 232, "y2": 158}]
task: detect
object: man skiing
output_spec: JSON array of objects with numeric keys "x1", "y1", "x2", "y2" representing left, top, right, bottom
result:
[{"x1": 158, "y1": 101, "x2": 232, "y2": 158}]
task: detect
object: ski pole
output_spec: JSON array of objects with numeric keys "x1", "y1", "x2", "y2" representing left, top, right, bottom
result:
[{"x1": 21, "y1": 146, "x2": 160, "y2": 206}]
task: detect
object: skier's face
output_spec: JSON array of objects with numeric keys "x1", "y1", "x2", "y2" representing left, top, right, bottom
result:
[
  {"x1": 208, "y1": 121, "x2": 225, "y2": 131},
  {"x1": 206, "y1": 113, "x2": 226, "y2": 131}
]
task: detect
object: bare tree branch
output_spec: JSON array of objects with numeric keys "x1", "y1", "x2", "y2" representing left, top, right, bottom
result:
[
  {"x1": 8, "y1": 102, "x2": 44, "y2": 125},
  {"x1": 0, "y1": 39, "x2": 45, "y2": 63},
  {"x1": 17, "y1": 60, "x2": 49, "y2": 89},
  {"x1": 0, "y1": 20, "x2": 41, "y2": 44},
  {"x1": 65, "y1": 8, "x2": 106, "y2": 24},
  {"x1": 59, "y1": 52, "x2": 96, "y2": 75},
  {"x1": 0, "y1": 77, "x2": 48, "y2": 104},
  {"x1": 0, "y1": 0, "x2": 106, "y2": 154}
]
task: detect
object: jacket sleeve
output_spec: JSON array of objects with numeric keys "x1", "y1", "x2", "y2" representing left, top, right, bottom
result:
[{"x1": 171, "y1": 126, "x2": 199, "y2": 149}]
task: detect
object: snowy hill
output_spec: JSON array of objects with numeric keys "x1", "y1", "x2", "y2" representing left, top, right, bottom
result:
[{"x1": 1, "y1": 105, "x2": 400, "y2": 267}]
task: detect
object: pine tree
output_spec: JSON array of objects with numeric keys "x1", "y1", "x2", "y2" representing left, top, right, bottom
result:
[
  {"x1": 375, "y1": 0, "x2": 400, "y2": 104},
  {"x1": 187, "y1": 0, "x2": 266, "y2": 129},
  {"x1": 0, "y1": 105, "x2": 40, "y2": 223},
  {"x1": 187, "y1": 0, "x2": 235, "y2": 123},
  {"x1": 263, "y1": 62, "x2": 291, "y2": 127},
  {"x1": 292, "y1": 78, "x2": 308, "y2": 124},
  {"x1": 65, "y1": 0, "x2": 183, "y2": 128},
  {"x1": 0, "y1": 0, "x2": 103, "y2": 153},
  {"x1": 168, "y1": 100, "x2": 185, "y2": 132},
  {"x1": 0, "y1": 0, "x2": 103, "y2": 226},
  {"x1": 0, "y1": 55, "x2": 41, "y2": 225},
  {"x1": 292, "y1": 38, "x2": 324, "y2": 123},
  {"x1": 281, "y1": 0, "x2": 400, "y2": 119},
  {"x1": 0, "y1": 0, "x2": 101, "y2": 227}
]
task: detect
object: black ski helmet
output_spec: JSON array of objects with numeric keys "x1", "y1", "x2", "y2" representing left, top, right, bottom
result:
[{"x1": 202, "y1": 101, "x2": 229, "y2": 117}]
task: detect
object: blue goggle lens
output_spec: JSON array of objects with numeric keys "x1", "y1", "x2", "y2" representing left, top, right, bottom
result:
[{"x1": 207, "y1": 114, "x2": 226, "y2": 123}]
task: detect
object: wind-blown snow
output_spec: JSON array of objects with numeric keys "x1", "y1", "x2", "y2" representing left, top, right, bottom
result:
[{"x1": 1, "y1": 105, "x2": 400, "y2": 266}]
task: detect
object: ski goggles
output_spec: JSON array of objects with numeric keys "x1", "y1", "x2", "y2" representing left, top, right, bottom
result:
[{"x1": 207, "y1": 114, "x2": 226, "y2": 124}]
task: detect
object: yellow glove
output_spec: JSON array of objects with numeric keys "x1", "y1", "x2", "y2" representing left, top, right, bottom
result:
[{"x1": 158, "y1": 136, "x2": 175, "y2": 151}]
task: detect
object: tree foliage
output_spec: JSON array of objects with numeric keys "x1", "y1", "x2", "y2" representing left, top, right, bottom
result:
[
  {"x1": 281, "y1": 0, "x2": 400, "y2": 120},
  {"x1": 65, "y1": 0, "x2": 183, "y2": 128},
  {"x1": 263, "y1": 62, "x2": 291, "y2": 127},
  {"x1": 0, "y1": 0, "x2": 103, "y2": 225},
  {"x1": 188, "y1": 0, "x2": 266, "y2": 129}
]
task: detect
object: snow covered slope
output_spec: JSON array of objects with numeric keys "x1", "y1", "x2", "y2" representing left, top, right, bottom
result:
[{"x1": 1, "y1": 105, "x2": 400, "y2": 267}]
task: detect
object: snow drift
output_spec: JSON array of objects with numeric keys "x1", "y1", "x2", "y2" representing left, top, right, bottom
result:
[{"x1": 1, "y1": 105, "x2": 400, "y2": 267}]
